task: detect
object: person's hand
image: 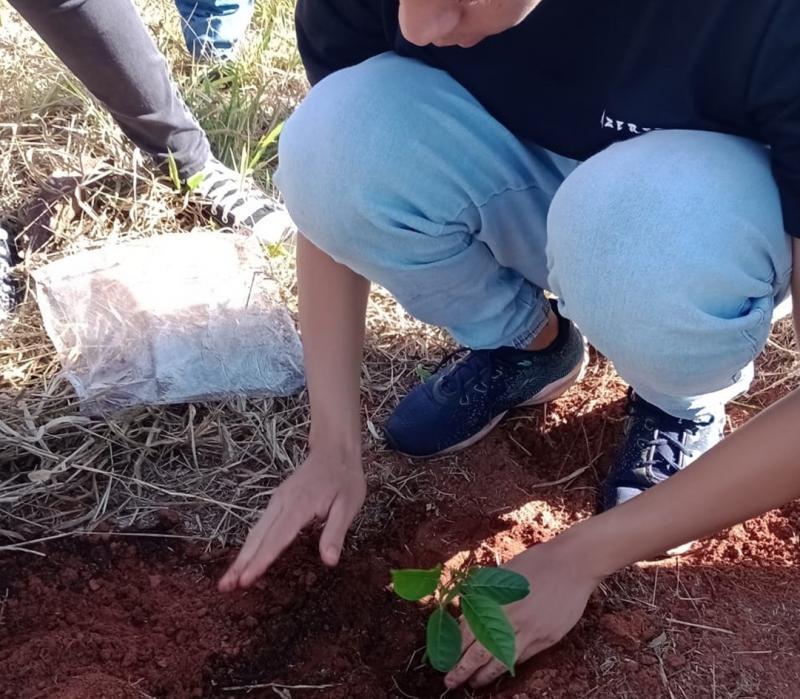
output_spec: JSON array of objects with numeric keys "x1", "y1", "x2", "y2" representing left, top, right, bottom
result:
[
  {"x1": 218, "y1": 448, "x2": 366, "y2": 592},
  {"x1": 445, "y1": 535, "x2": 602, "y2": 689}
]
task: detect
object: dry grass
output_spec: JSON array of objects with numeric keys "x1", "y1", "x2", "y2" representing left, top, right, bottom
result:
[{"x1": 0, "y1": 0, "x2": 448, "y2": 552}]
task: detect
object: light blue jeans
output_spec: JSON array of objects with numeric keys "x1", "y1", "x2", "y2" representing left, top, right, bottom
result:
[
  {"x1": 174, "y1": 0, "x2": 253, "y2": 60},
  {"x1": 276, "y1": 53, "x2": 792, "y2": 420}
]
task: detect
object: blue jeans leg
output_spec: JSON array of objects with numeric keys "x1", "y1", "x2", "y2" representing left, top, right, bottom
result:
[
  {"x1": 276, "y1": 53, "x2": 576, "y2": 350},
  {"x1": 276, "y1": 54, "x2": 791, "y2": 421},
  {"x1": 547, "y1": 129, "x2": 792, "y2": 419},
  {"x1": 174, "y1": 0, "x2": 254, "y2": 60}
]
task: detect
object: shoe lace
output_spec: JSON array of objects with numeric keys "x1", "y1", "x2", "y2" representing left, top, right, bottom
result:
[
  {"x1": 194, "y1": 161, "x2": 273, "y2": 224},
  {"x1": 433, "y1": 348, "x2": 495, "y2": 395},
  {"x1": 627, "y1": 390, "x2": 714, "y2": 474}
]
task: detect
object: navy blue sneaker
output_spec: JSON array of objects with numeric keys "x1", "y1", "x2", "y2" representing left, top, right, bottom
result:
[
  {"x1": 385, "y1": 306, "x2": 588, "y2": 457},
  {"x1": 601, "y1": 389, "x2": 725, "y2": 513}
]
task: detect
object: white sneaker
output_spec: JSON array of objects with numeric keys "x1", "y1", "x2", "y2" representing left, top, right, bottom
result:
[
  {"x1": 188, "y1": 159, "x2": 294, "y2": 244},
  {"x1": 773, "y1": 293, "x2": 793, "y2": 322},
  {"x1": 0, "y1": 226, "x2": 16, "y2": 322}
]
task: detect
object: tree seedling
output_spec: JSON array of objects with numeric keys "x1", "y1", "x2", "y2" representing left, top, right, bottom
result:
[{"x1": 391, "y1": 565, "x2": 530, "y2": 674}]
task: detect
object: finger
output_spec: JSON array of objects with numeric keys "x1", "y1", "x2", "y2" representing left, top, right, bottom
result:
[
  {"x1": 237, "y1": 502, "x2": 313, "y2": 588},
  {"x1": 445, "y1": 639, "x2": 492, "y2": 689},
  {"x1": 519, "y1": 635, "x2": 558, "y2": 664},
  {"x1": 218, "y1": 500, "x2": 284, "y2": 591},
  {"x1": 318, "y1": 494, "x2": 357, "y2": 566},
  {"x1": 460, "y1": 622, "x2": 476, "y2": 654},
  {"x1": 470, "y1": 627, "x2": 562, "y2": 688},
  {"x1": 470, "y1": 658, "x2": 508, "y2": 688}
]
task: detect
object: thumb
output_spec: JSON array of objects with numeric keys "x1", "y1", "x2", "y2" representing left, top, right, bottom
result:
[{"x1": 319, "y1": 495, "x2": 355, "y2": 566}]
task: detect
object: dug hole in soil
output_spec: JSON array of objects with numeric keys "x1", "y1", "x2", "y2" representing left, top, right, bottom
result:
[{"x1": 2, "y1": 353, "x2": 800, "y2": 698}]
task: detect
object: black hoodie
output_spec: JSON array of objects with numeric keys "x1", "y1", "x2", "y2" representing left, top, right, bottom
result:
[{"x1": 296, "y1": 0, "x2": 800, "y2": 236}]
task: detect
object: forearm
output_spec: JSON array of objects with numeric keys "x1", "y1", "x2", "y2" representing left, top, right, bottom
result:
[
  {"x1": 793, "y1": 239, "x2": 800, "y2": 342},
  {"x1": 567, "y1": 388, "x2": 800, "y2": 579},
  {"x1": 297, "y1": 234, "x2": 370, "y2": 455}
]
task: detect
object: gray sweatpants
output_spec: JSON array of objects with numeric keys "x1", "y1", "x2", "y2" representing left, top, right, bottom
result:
[{"x1": 9, "y1": 0, "x2": 210, "y2": 178}]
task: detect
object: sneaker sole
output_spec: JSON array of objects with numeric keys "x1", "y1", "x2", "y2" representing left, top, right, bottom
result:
[
  {"x1": 773, "y1": 294, "x2": 792, "y2": 322},
  {"x1": 400, "y1": 341, "x2": 590, "y2": 459},
  {"x1": 666, "y1": 541, "x2": 697, "y2": 556},
  {"x1": 660, "y1": 540, "x2": 698, "y2": 558},
  {"x1": 636, "y1": 540, "x2": 699, "y2": 564}
]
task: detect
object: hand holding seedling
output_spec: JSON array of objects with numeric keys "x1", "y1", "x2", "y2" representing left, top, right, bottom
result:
[
  {"x1": 393, "y1": 541, "x2": 599, "y2": 690},
  {"x1": 392, "y1": 562, "x2": 530, "y2": 677},
  {"x1": 444, "y1": 541, "x2": 599, "y2": 689},
  {"x1": 218, "y1": 450, "x2": 366, "y2": 591}
]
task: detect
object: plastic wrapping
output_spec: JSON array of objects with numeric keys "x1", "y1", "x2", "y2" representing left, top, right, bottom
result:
[{"x1": 33, "y1": 231, "x2": 304, "y2": 414}]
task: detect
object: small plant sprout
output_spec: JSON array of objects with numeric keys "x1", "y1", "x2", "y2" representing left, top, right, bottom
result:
[
  {"x1": 391, "y1": 564, "x2": 530, "y2": 674},
  {"x1": 166, "y1": 150, "x2": 182, "y2": 192},
  {"x1": 166, "y1": 152, "x2": 206, "y2": 192},
  {"x1": 414, "y1": 363, "x2": 433, "y2": 382},
  {"x1": 185, "y1": 170, "x2": 206, "y2": 192}
]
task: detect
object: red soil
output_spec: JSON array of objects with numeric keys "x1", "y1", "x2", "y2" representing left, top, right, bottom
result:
[{"x1": 2, "y1": 354, "x2": 800, "y2": 698}]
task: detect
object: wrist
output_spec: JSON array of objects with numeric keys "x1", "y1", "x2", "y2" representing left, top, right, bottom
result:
[
  {"x1": 309, "y1": 399, "x2": 361, "y2": 447},
  {"x1": 309, "y1": 426, "x2": 362, "y2": 462},
  {"x1": 552, "y1": 514, "x2": 628, "y2": 582}
]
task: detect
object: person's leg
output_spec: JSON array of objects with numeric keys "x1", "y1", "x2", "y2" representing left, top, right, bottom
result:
[
  {"x1": 174, "y1": 0, "x2": 254, "y2": 61},
  {"x1": 276, "y1": 53, "x2": 586, "y2": 456},
  {"x1": 10, "y1": 0, "x2": 210, "y2": 179},
  {"x1": 9, "y1": 0, "x2": 291, "y2": 241},
  {"x1": 278, "y1": 52, "x2": 576, "y2": 350},
  {"x1": 546, "y1": 129, "x2": 791, "y2": 510},
  {"x1": 548, "y1": 129, "x2": 790, "y2": 419}
]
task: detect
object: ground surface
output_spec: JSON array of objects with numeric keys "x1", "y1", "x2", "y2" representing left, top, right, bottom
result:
[{"x1": 3, "y1": 352, "x2": 800, "y2": 699}]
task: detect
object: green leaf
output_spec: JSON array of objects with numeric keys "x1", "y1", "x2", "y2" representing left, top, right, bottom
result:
[
  {"x1": 266, "y1": 242, "x2": 286, "y2": 258},
  {"x1": 463, "y1": 567, "x2": 530, "y2": 605},
  {"x1": 166, "y1": 151, "x2": 181, "y2": 192},
  {"x1": 248, "y1": 121, "x2": 285, "y2": 170},
  {"x1": 260, "y1": 121, "x2": 285, "y2": 149},
  {"x1": 415, "y1": 364, "x2": 432, "y2": 382},
  {"x1": 391, "y1": 565, "x2": 442, "y2": 601},
  {"x1": 461, "y1": 592, "x2": 517, "y2": 674},
  {"x1": 240, "y1": 143, "x2": 249, "y2": 177},
  {"x1": 426, "y1": 607, "x2": 462, "y2": 672},
  {"x1": 185, "y1": 171, "x2": 206, "y2": 192}
]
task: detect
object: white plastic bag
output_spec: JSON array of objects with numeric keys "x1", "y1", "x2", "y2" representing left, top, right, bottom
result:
[{"x1": 33, "y1": 231, "x2": 304, "y2": 414}]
